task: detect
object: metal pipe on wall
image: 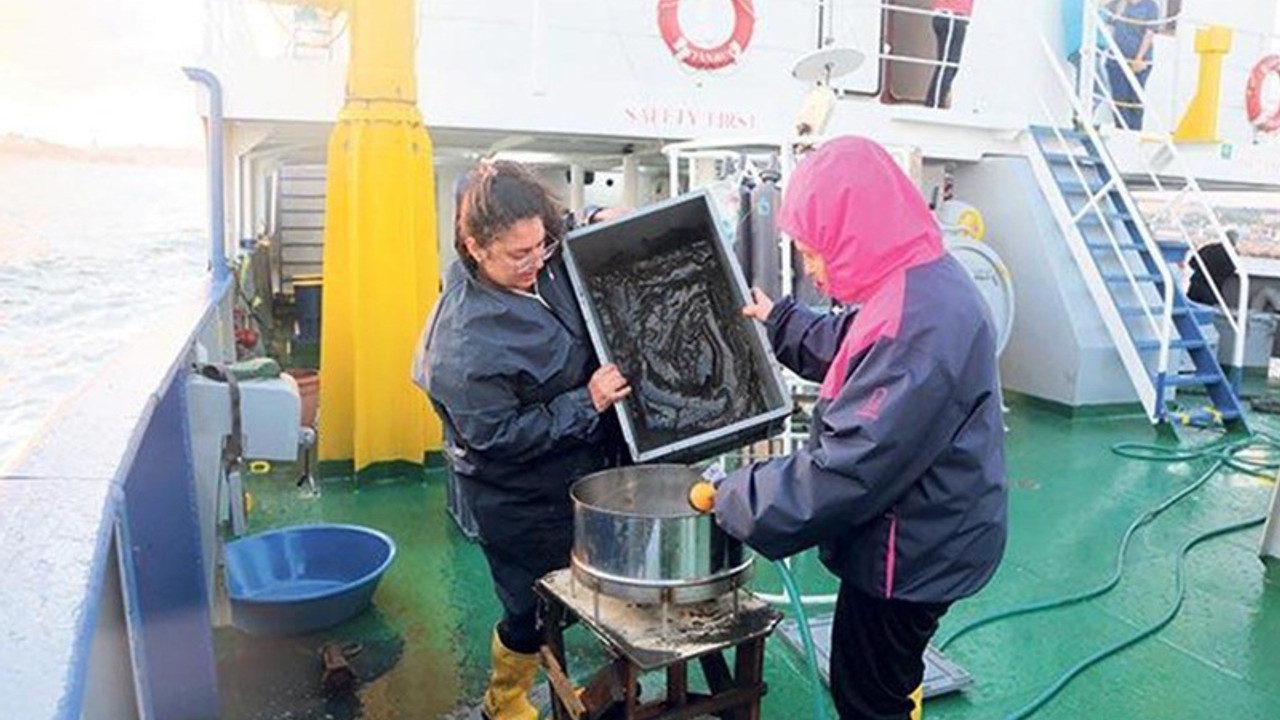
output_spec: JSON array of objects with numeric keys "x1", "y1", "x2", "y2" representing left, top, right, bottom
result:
[
  {"x1": 183, "y1": 67, "x2": 230, "y2": 289},
  {"x1": 749, "y1": 167, "x2": 783, "y2": 299},
  {"x1": 570, "y1": 163, "x2": 586, "y2": 211},
  {"x1": 622, "y1": 153, "x2": 639, "y2": 208}
]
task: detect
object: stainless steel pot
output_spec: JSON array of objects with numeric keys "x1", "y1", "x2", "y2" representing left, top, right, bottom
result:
[{"x1": 570, "y1": 465, "x2": 753, "y2": 605}]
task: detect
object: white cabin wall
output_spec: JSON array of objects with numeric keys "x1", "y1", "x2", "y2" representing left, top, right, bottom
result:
[
  {"x1": 202, "y1": 0, "x2": 1280, "y2": 146},
  {"x1": 201, "y1": 0, "x2": 1280, "y2": 216},
  {"x1": 416, "y1": 0, "x2": 817, "y2": 139},
  {"x1": 957, "y1": 0, "x2": 1053, "y2": 119}
]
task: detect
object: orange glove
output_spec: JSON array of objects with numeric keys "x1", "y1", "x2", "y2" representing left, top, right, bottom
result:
[{"x1": 688, "y1": 481, "x2": 717, "y2": 513}]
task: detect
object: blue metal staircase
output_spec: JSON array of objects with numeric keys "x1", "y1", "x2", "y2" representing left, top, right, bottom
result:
[{"x1": 1029, "y1": 125, "x2": 1246, "y2": 430}]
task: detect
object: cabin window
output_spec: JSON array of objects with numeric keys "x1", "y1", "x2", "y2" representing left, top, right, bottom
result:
[
  {"x1": 880, "y1": 0, "x2": 970, "y2": 108},
  {"x1": 881, "y1": 0, "x2": 939, "y2": 105}
]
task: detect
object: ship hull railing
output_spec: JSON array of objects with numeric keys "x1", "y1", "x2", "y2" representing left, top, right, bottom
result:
[{"x1": 1, "y1": 277, "x2": 232, "y2": 719}]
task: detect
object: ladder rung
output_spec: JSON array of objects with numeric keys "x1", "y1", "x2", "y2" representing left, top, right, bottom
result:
[
  {"x1": 1103, "y1": 272, "x2": 1163, "y2": 283},
  {"x1": 1163, "y1": 373, "x2": 1226, "y2": 388},
  {"x1": 1135, "y1": 339, "x2": 1208, "y2": 351},
  {"x1": 1078, "y1": 210, "x2": 1135, "y2": 223},
  {"x1": 1119, "y1": 305, "x2": 1189, "y2": 318},
  {"x1": 1032, "y1": 125, "x2": 1088, "y2": 141},
  {"x1": 1117, "y1": 304, "x2": 1215, "y2": 322},
  {"x1": 1043, "y1": 152, "x2": 1104, "y2": 167},
  {"x1": 1087, "y1": 241, "x2": 1147, "y2": 253},
  {"x1": 1059, "y1": 178, "x2": 1112, "y2": 195}
]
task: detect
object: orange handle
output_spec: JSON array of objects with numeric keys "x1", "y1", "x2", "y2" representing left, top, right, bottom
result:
[{"x1": 688, "y1": 481, "x2": 717, "y2": 513}]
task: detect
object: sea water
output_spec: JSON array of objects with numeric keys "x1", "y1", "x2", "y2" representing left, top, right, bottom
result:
[{"x1": 0, "y1": 156, "x2": 206, "y2": 469}]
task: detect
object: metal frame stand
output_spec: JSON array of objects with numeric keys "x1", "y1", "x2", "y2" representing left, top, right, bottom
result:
[{"x1": 536, "y1": 570, "x2": 779, "y2": 720}]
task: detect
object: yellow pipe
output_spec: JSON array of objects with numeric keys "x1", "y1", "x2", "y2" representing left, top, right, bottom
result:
[
  {"x1": 308, "y1": 0, "x2": 441, "y2": 471},
  {"x1": 345, "y1": 0, "x2": 415, "y2": 102},
  {"x1": 1174, "y1": 26, "x2": 1233, "y2": 144}
]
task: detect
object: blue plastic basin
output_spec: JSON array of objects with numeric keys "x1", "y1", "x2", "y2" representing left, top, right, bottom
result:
[{"x1": 223, "y1": 523, "x2": 396, "y2": 636}]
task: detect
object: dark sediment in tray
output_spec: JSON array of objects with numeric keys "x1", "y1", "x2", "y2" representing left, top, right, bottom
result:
[{"x1": 584, "y1": 228, "x2": 769, "y2": 454}]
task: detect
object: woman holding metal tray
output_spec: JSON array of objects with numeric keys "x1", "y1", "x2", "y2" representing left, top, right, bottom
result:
[
  {"x1": 693, "y1": 137, "x2": 1008, "y2": 720},
  {"x1": 414, "y1": 161, "x2": 629, "y2": 720}
]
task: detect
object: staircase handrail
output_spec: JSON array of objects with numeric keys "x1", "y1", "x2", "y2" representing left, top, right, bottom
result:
[
  {"x1": 1035, "y1": 32, "x2": 1177, "y2": 377},
  {"x1": 1083, "y1": 0, "x2": 1249, "y2": 372}
]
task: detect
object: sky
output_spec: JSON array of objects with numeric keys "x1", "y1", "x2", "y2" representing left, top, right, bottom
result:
[{"x1": 0, "y1": 0, "x2": 204, "y2": 148}]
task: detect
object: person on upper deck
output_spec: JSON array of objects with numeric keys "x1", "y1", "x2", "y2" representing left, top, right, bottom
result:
[
  {"x1": 926, "y1": 0, "x2": 975, "y2": 108},
  {"x1": 1104, "y1": 0, "x2": 1160, "y2": 130}
]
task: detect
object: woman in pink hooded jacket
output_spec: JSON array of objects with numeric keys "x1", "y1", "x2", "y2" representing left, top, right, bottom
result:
[{"x1": 711, "y1": 137, "x2": 1007, "y2": 720}]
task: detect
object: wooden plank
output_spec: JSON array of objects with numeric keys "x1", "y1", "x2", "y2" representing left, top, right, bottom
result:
[
  {"x1": 279, "y1": 228, "x2": 324, "y2": 244},
  {"x1": 578, "y1": 660, "x2": 627, "y2": 719},
  {"x1": 622, "y1": 663, "x2": 639, "y2": 719},
  {"x1": 540, "y1": 647, "x2": 588, "y2": 719},
  {"x1": 281, "y1": 245, "x2": 324, "y2": 265},
  {"x1": 735, "y1": 638, "x2": 766, "y2": 720},
  {"x1": 541, "y1": 599, "x2": 574, "y2": 720},
  {"x1": 699, "y1": 651, "x2": 733, "y2": 693},
  {"x1": 277, "y1": 196, "x2": 326, "y2": 212},
  {"x1": 666, "y1": 660, "x2": 688, "y2": 708}
]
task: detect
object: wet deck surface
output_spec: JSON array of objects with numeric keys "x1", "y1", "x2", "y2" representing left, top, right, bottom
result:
[{"x1": 219, "y1": 394, "x2": 1280, "y2": 720}]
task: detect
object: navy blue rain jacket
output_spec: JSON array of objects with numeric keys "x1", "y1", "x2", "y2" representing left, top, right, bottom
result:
[
  {"x1": 415, "y1": 258, "x2": 624, "y2": 552},
  {"x1": 714, "y1": 258, "x2": 1008, "y2": 602}
]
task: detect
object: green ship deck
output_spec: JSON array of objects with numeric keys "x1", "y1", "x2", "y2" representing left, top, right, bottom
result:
[{"x1": 216, "y1": 393, "x2": 1280, "y2": 720}]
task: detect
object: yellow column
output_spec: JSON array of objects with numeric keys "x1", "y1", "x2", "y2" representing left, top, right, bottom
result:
[
  {"x1": 1174, "y1": 26, "x2": 1234, "y2": 143},
  {"x1": 317, "y1": 0, "x2": 442, "y2": 471}
]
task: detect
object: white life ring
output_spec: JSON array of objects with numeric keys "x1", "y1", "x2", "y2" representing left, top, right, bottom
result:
[
  {"x1": 1245, "y1": 55, "x2": 1280, "y2": 133},
  {"x1": 657, "y1": 0, "x2": 755, "y2": 71}
]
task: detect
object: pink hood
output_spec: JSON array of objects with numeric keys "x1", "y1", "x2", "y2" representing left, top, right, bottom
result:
[{"x1": 777, "y1": 136, "x2": 945, "y2": 398}]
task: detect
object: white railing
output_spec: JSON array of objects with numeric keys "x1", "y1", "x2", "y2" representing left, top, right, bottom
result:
[
  {"x1": 1076, "y1": 1, "x2": 1249, "y2": 374},
  {"x1": 1034, "y1": 33, "x2": 1177, "y2": 383},
  {"x1": 204, "y1": 0, "x2": 350, "y2": 62}
]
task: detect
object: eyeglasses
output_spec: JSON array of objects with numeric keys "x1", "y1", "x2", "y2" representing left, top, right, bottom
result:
[{"x1": 508, "y1": 240, "x2": 560, "y2": 274}]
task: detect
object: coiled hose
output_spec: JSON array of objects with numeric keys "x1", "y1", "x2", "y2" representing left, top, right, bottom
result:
[{"x1": 935, "y1": 432, "x2": 1279, "y2": 720}]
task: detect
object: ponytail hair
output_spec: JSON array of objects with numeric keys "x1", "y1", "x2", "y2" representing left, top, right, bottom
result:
[{"x1": 455, "y1": 161, "x2": 565, "y2": 271}]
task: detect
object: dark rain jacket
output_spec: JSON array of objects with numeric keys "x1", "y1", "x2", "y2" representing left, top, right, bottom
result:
[
  {"x1": 415, "y1": 258, "x2": 624, "y2": 556},
  {"x1": 713, "y1": 136, "x2": 1007, "y2": 603}
]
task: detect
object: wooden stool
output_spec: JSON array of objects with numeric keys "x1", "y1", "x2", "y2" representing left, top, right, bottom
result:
[{"x1": 536, "y1": 569, "x2": 781, "y2": 720}]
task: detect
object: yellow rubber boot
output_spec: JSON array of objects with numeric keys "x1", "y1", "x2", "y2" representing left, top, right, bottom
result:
[
  {"x1": 481, "y1": 630, "x2": 541, "y2": 720},
  {"x1": 910, "y1": 684, "x2": 924, "y2": 720}
]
